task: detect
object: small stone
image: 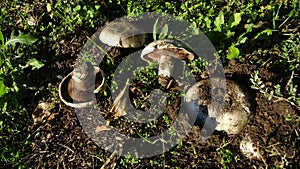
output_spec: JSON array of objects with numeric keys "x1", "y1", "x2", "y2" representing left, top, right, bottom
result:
[{"x1": 240, "y1": 135, "x2": 261, "y2": 159}]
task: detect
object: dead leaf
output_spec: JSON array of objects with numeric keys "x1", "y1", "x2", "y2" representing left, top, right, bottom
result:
[
  {"x1": 95, "y1": 125, "x2": 111, "y2": 133},
  {"x1": 47, "y1": 112, "x2": 59, "y2": 121},
  {"x1": 110, "y1": 79, "x2": 130, "y2": 119},
  {"x1": 32, "y1": 102, "x2": 52, "y2": 124},
  {"x1": 30, "y1": 101, "x2": 56, "y2": 130}
]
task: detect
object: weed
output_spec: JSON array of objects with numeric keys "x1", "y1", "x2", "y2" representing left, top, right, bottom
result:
[
  {"x1": 250, "y1": 34, "x2": 300, "y2": 108},
  {"x1": 219, "y1": 148, "x2": 233, "y2": 169},
  {"x1": 153, "y1": 18, "x2": 173, "y2": 41},
  {"x1": 120, "y1": 154, "x2": 140, "y2": 167},
  {"x1": 250, "y1": 70, "x2": 299, "y2": 109},
  {"x1": 187, "y1": 58, "x2": 208, "y2": 74},
  {"x1": 163, "y1": 114, "x2": 171, "y2": 124},
  {"x1": 0, "y1": 30, "x2": 41, "y2": 168}
]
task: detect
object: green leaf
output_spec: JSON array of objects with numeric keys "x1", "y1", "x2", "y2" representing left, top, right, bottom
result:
[
  {"x1": 204, "y1": 16, "x2": 212, "y2": 29},
  {"x1": 238, "y1": 36, "x2": 248, "y2": 44},
  {"x1": 229, "y1": 13, "x2": 242, "y2": 28},
  {"x1": 227, "y1": 44, "x2": 240, "y2": 60},
  {"x1": 245, "y1": 23, "x2": 254, "y2": 32},
  {"x1": 0, "y1": 31, "x2": 4, "y2": 49},
  {"x1": 153, "y1": 18, "x2": 159, "y2": 41},
  {"x1": 46, "y1": 3, "x2": 52, "y2": 12},
  {"x1": 214, "y1": 11, "x2": 224, "y2": 31},
  {"x1": 226, "y1": 30, "x2": 235, "y2": 38},
  {"x1": 73, "y1": 5, "x2": 81, "y2": 12},
  {"x1": 25, "y1": 58, "x2": 44, "y2": 70},
  {"x1": 0, "y1": 77, "x2": 7, "y2": 97},
  {"x1": 0, "y1": 120, "x2": 3, "y2": 130},
  {"x1": 0, "y1": 54, "x2": 2, "y2": 68},
  {"x1": 159, "y1": 24, "x2": 169, "y2": 39},
  {"x1": 296, "y1": 98, "x2": 300, "y2": 106},
  {"x1": 5, "y1": 31, "x2": 38, "y2": 49},
  {"x1": 254, "y1": 29, "x2": 274, "y2": 39}
]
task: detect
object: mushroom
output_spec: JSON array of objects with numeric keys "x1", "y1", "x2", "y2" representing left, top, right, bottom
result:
[
  {"x1": 184, "y1": 78, "x2": 255, "y2": 135},
  {"x1": 141, "y1": 39, "x2": 195, "y2": 86},
  {"x1": 99, "y1": 21, "x2": 148, "y2": 48},
  {"x1": 58, "y1": 62, "x2": 105, "y2": 108}
]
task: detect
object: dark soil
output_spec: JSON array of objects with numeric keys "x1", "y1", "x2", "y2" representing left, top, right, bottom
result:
[{"x1": 27, "y1": 25, "x2": 299, "y2": 169}]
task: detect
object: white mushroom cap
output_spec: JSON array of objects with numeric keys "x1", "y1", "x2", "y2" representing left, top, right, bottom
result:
[
  {"x1": 184, "y1": 79, "x2": 254, "y2": 134},
  {"x1": 141, "y1": 39, "x2": 195, "y2": 61},
  {"x1": 99, "y1": 21, "x2": 147, "y2": 48}
]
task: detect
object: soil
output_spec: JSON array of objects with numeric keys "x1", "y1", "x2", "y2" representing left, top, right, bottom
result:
[{"x1": 26, "y1": 24, "x2": 299, "y2": 168}]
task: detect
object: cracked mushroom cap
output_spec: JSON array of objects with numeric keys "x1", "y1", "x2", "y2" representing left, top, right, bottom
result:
[
  {"x1": 141, "y1": 39, "x2": 195, "y2": 62},
  {"x1": 99, "y1": 21, "x2": 148, "y2": 48}
]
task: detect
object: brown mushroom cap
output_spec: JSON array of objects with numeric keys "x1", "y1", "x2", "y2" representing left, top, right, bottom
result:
[
  {"x1": 141, "y1": 39, "x2": 195, "y2": 62},
  {"x1": 99, "y1": 21, "x2": 147, "y2": 48}
]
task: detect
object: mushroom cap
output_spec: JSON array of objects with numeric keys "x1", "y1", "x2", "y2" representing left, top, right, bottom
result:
[
  {"x1": 58, "y1": 66, "x2": 105, "y2": 108},
  {"x1": 184, "y1": 79, "x2": 255, "y2": 134},
  {"x1": 99, "y1": 22, "x2": 148, "y2": 48},
  {"x1": 141, "y1": 39, "x2": 195, "y2": 62}
]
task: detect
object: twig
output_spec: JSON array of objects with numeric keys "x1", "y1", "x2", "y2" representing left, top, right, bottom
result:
[
  {"x1": 285, "y1": 70, "x2": 294, "y2": 90},
  {"x1": 272, "y1": 95, "x2": 300, "y2": 110},
  {"x1": 100, "y1": 149, "x2": 122, "y2": 169},
  {"x1": 58, "y1": 143, "x2": 75, "y2": 153}
]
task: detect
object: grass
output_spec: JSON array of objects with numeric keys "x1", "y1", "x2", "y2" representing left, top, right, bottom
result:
[{"x1": 0, "y1": 0, "x2": 299, "y2": 168}]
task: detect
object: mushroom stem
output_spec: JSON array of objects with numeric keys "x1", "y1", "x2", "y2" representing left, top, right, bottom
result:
[
  {"x1": 71, "y1": 76, "x2": 94, "y2": 91},
  {"x1": 158, "y1": 55, "x2": 175, "y2": 86}
]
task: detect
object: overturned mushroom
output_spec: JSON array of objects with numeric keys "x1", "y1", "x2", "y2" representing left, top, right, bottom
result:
[
  {"x1": 141, "y1": 39, "x2": 195, "y2": 86},
  {"x1": 99, "y1": 21, "x2": 148, "y2": 48},
  {"x1": 59, "y1": 62, "x2": 105, "y2": 108},
  {"x1": 184, "y1": 78, "x2": 255, "y2": 135}
]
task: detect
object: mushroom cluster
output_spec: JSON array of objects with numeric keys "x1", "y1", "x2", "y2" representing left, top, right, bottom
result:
[{"x1": 58, "y1": 21, "x2": 255, "y2": 135}]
